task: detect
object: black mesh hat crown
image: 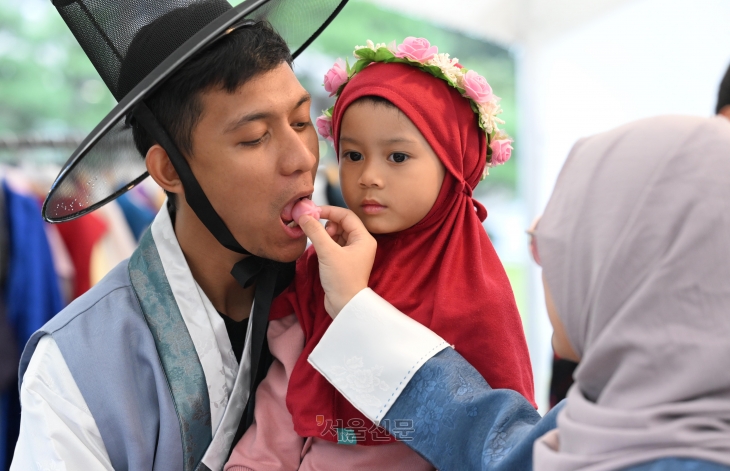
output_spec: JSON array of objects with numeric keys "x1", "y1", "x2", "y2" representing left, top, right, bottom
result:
[
  {"x1": 116, "y1": 0, "x2": 233, "y2": 100},
  {"x1": 43, "y1": 0, "x2": 348, "y2": 223}
]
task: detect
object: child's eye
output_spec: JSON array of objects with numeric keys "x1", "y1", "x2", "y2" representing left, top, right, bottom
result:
[
  {"x1": 344, "y1": 151, "x2": 364, "y2": 162},
  {"x1": 388, "y1": 152, "x2": 409, "y2": 163}
]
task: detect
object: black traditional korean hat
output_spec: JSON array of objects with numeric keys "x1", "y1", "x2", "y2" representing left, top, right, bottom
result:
[{"x1": 43, "y1": 0, "x2": 346, "y2": 227}]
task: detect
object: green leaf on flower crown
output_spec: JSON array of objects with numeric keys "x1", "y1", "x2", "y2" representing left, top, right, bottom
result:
[
  {"x1": 373, "y1": 47, "x2": 395, "y2": 62},
  {"x1": 354, "y1": 48, "x2": 376, "y2": 61},
  {"x1": 351, "y1": 59, "x2": 372, "y2": 76},
  {"x1": 443, "y1": 76, "x2": 458, "y2": 88},
  {"x1": 323, "y1": 107, "x2": 333, "y2": 118},
  {"x1": 345, "y1": 57, "x2": 352, "y2": 76},
  {"x1": 421, "y1": 65, "x2": 450, "y2": 82}
]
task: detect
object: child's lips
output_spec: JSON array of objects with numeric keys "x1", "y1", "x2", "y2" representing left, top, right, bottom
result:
[{"x1": 361, "y1": 201, "x2": 387, "y2": 215}]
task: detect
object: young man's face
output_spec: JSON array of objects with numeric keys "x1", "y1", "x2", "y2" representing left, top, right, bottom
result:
[{"x1": 187, "y1": 62, "x2": 319, "y2": 262}]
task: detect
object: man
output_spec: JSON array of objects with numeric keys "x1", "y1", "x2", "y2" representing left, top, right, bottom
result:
[
  {"x1": 718, "y1": 64, "x2": 730, "y2": 120},
  {"x1": 10, "y1": 0, "x2": 366, "y2": 469},
  {"x1": 11, "y1": 2, "x2": 535, "y2": 471}
]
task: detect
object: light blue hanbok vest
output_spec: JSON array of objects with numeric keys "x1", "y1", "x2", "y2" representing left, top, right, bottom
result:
[{"x1": 18, "y1": 231, "x2": 214, "y2": 471}]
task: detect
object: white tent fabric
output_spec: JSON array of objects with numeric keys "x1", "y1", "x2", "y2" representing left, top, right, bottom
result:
[{"x1": 366, "y1": 0, "x2": 634, "y2": 46}]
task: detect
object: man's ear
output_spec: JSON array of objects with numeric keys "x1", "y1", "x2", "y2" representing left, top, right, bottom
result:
[{"x1": 145, "y1": 144, "x2": 183, "y2": 196}]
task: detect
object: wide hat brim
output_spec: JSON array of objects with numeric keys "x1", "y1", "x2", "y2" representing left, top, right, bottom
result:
[{"x1": 43, "y1": 0, "x2": 347, "y2": 223}]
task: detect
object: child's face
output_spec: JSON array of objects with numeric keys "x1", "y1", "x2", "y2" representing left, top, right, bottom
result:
[{"x1": 338, "y1": 101, "x2": 446, "y2": 234}]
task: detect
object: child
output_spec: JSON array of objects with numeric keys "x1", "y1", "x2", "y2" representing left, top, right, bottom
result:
[{"x1": 226, "y1": 37, "x2": 534, "y2": 471}]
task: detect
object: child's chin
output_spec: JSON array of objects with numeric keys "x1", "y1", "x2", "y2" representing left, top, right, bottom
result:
[{"x1": 363, "y1": 219, "x2": 406, "y2": 235}]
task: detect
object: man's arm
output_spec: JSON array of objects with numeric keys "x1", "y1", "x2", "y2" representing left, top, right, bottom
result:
[{"x1": 11, "y1": 336, "x2": 113, "y2": 471}]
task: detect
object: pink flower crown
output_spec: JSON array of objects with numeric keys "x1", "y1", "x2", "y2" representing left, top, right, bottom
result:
[{"x1": 316, "y1": 37, "x2": 513, "y2": 173}]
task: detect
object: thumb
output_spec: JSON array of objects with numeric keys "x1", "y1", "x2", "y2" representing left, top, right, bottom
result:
[{"x1": 298, "y1": 215, "x2": 335, "y2": 254}]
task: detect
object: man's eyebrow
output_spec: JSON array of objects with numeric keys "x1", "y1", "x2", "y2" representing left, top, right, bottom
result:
[
  {"x1": 224, "y1": 110, "x2": 273, "y2": 133},
  {"x1": 223, "y1": 93, "x2": 312, "y2": 134},
  {"x1": 293, "y1": 92, "x2": 311, "y2": 110}
]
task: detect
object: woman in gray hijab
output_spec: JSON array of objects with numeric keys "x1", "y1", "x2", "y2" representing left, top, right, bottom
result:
[
  {"x1": 374, "y1": 114, "x2": 730, "y2": 471},
  {"x1": 531, "y1": 113, "x2": 730, "y2": 470}
]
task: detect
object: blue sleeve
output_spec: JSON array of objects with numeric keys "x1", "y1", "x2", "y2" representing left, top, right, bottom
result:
[
  {"x1": 622, "y1": 458, "x2": 730, "y2": 471},
  {"x1": 380, "y1": 348, "x2": 563, "y2": 471}
]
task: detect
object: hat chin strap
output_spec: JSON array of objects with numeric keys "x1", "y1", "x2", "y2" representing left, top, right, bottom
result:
[
  {"x1": 132, "y1": 101, "x2": 251, "y2": 255},
  {"x1": 132, "y1": 101, "x2": 295, "y2": 447}
]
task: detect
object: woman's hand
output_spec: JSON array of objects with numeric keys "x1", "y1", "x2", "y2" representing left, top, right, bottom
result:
[{"x1": 297, "y1": 206, "x2": 376, "y2": 318}]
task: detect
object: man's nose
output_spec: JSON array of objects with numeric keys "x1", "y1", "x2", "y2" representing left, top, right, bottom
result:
[{"x1": 280, "y1": 125, "x2": 318, "y2": 176}]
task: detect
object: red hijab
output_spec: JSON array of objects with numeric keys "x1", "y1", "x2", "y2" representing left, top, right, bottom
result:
[{"x1": 271, "y1": 62, "x2": 535, "y2": 445}]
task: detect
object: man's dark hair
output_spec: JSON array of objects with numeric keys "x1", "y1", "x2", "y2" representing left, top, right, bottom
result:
[
  {"x1": 716, "y1": 63, "x2": 730, "y2": 114},
  {"x1": 131, "y1": 20, "x2": 292, "y2": 159}
]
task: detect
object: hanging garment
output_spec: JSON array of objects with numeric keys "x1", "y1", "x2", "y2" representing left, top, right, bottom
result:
[
  {"x1": 0, "y1": 184, "x2": 15, "y2": 394},
  {"x1": 117, "y1": 191, "x2": 156, "y2": 241},
  {"x1": 2, "y1": 179, "x2": 64, "y2": 470},
  {"x1": 89, "y1": 201, "x2": 137, "y2": 285},
  {"x1": 55, "y1": 211, "x2": 108, "y2": 299},
  {"x1": 43, "y1": 223, "x2": 76, "y2": 305}
]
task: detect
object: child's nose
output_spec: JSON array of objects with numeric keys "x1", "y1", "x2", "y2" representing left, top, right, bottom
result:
[{"x1": 358, "y1": 162, "x2": 384, "y2": 188}]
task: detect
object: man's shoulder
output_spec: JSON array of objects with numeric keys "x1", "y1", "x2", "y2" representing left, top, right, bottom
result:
[
  {"x1": 44, "y1": 259, "x2": 137, "y2": 335},
  {"x1": 19, "y1": 259, "x2": 144, "y2": 388}
]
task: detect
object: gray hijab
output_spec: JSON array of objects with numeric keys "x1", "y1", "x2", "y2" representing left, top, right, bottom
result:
[{"x1": 533, "y1": 115, "x2": 730, "y2": 471}]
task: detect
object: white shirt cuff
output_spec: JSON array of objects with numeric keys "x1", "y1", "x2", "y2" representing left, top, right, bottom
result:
[{"x1": 308, "y1": 288, "x2": 449, "y2": 425}]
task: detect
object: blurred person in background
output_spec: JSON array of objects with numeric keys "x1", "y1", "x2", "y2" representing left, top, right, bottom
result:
[{"x1": 718, "y1": 63, "x2": 730, "y2": 120}]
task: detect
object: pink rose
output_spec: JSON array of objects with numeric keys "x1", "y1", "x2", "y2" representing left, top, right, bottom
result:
[
  {"x1": 316, "y1": 115, "x2": 333, "y2": 142},
  {"x1": 395, "y1": 37, "x2": 438, "y2": 62},
  {"x1": 323, "y1": 59, "x2": 348, "y2": 97},
  {"x1": 461, "y1": 70, "x2": 493, "y2": 104},
  {"x1": 490, "y1": 139, "x2": 513, "y2": 165}
]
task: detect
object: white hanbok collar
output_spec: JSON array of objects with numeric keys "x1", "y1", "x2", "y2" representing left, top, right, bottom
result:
[{"x1": 151, "y1": 206, "x2": 253, "y2": 470}]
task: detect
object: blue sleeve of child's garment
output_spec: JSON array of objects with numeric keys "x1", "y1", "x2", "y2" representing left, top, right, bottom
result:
[{"x1": 381, "y1": 348, "x2": 563, "y2": 471}]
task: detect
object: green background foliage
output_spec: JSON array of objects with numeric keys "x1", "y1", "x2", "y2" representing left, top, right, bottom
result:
[{"x1": 0, "y1": 0, "x2": 517, "y2": 193}]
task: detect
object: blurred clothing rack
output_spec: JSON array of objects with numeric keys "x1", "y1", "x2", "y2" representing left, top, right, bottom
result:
[{"x1": 0, "y1": 135, "x2": 84, "y2": 151}]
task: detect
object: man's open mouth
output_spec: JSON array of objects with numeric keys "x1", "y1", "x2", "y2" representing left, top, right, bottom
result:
[{"x1": 280, "y1": 194, "x2": 313, "y2": 229}]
